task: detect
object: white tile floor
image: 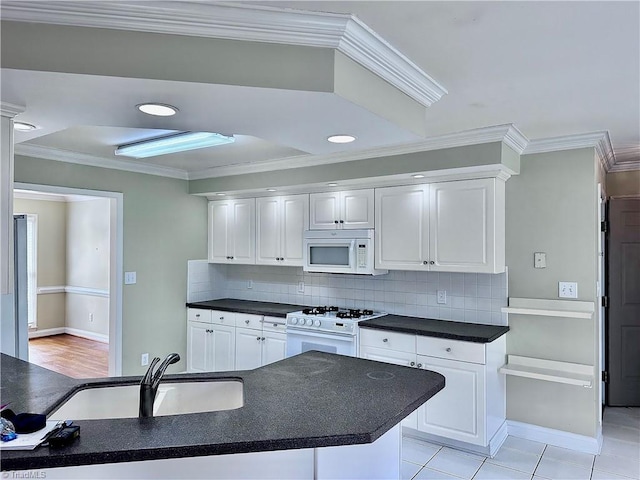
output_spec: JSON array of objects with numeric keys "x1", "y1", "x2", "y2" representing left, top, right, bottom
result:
[{"x1": 403, "y1": 408, "x2": 640, "y2": 480}]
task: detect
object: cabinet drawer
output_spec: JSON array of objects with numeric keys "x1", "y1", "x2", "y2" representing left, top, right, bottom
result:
[
  {"x1": 417, "y1": 336, "x2": 485, "y2": 364},
  {"x1": 188, "y1": 308, "x2": 212, "y2": 323},
  {"x1": 262, "y1": 316, "x2": 287, "y2": 333},
  {"x1": 235, "y1": 313, "x2": 263, "y2": 330},
  {"x1": 211, "y1": 310, "x2": 236, "y2": 326},
  {"x1": 360, "y1": 328, "x2": 415, "y2": 353}
]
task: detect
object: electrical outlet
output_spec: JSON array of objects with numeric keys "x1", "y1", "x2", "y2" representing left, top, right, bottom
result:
[
  {"x1": 437, "y1": 290, "x2": 447, "y2": 304},
  {"x1": 559, "y1": 282, "x2": 578, "y2": 299},
  {"x1": 247, "y1": 279, "x2": 253, "y2": 289},
  {"x1": 89, "y1": 313, "x2": 94, "y2": 323},
  {"x1": 297, "y1": 281, "x2": 305, "y2": 293},
  {"x1": 141, "y1": 353, "x2": 149, "y2": 366}
]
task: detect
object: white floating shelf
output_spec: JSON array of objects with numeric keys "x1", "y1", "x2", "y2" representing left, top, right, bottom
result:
[
  {"x1": 499, "y1": 355, "x2": 594, "y2": 388},
  {"x1": 501, "y1": 298, "x2": 594, "y2": 319}
]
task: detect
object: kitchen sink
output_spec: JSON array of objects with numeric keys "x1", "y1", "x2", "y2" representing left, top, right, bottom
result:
[{"x1": 48, "y1": 380, "x2": 244, "y2": 420}]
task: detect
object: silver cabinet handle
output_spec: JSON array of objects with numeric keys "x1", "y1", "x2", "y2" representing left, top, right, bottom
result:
[
  {"x1": 257, "y1": 336, "x2": 261, "y2": 341},
  {"x1": 417, "y1": 363, "x2": 423, "y2": 368},
  {"x1": 446, "y1": 347, "x2": 452, "y2": 352},
  {"x1": 339, "y1": 220, "x2": 344, "y2": 224},
  {"x1": 423, "y1": 260, "x2": 428, "y2": 265},
  {"x1": 410, "y1": 361, "x2": 416, "y2": 367},
  {"x1": 334, "y1": 220, "x2": 339, "y2": 224},
  {"x1": 273, "y1": 323, "x2": 278, "y2": 327},
  {"x1": 382, "y1": 338, "x2": 388, "y2": 343},
  {"x1": 261, "y1": 337, "x2": 265, "y2": 341},
  {"x1": 430, "y1": 261, "x2": 435, "y2": 265},
  {"x1": 220, "y1": 316, "x2": 225, "y2": 320},
  {"x1": 245, "y1": 319, "x2": 250, "y2": 324},
  {"x1": 195, "y1": 313, "x2": 200, "y2": 317}
]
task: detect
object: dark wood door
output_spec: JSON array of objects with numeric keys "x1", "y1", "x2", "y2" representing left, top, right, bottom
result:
[{"x1": 607, "y1": 198, "x2": 640, "y2": 406}]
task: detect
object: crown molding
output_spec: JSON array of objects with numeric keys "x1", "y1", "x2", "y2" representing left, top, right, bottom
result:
[
  {"x1": 0, "y1": 1, "x2": 446, "y2": 108},
  {"x1": 1, "y1": 102, "x2": 26, "y2": 118},
  {"x1": 189, "y1": 124, "x2": 521, "y2": 179},
  {"x1": 609, "y1": 161, "x2": 640, "y2": 173},
  {"x1": 15, "y1": 144, "x2": 188, "y2": 180},
  {"x1": 523, "y1": 131, "x2": 621, "y2": 172}
]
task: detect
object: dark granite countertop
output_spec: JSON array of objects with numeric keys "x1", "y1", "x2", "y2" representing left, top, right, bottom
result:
[
  {"x1": 0, "y1": 352, "x2": 444, "y2": 471},
  {"x1": 186, "y1": 298, "x2": 306, "y2": 318},
  {"x1": 359, "y1": 315, "x2": 509, "y2": 343}
]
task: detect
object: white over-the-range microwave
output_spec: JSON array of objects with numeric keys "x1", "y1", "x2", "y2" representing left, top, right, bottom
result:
[{"x1": 303, "y1": 229, "x2": 388, "y2": 275}]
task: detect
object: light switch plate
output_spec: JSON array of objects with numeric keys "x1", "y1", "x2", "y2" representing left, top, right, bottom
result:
[
  {"x1": 437, "y1": 290, "x2": 447, "y2": 304},
  {"x1": 297, "y1": 281, "x2": 305, "y2": 294},
  {"x1": 534, "y1": 252, "x2": 546, "y2": 268},
  {"x1": 559, "y1": 281, "x2": 578, "y2": 298},
  {"x1": 124, "y1": 271, "x2": 137, "y2": 284}
]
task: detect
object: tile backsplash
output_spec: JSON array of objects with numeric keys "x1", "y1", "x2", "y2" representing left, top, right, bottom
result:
[{"x1": 187, "y1": 260, "x2": 508, "y2": 326}]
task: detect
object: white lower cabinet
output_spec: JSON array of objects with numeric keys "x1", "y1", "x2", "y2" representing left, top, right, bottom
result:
[
  {"x1": 188, "y1": 309, "x2": 287, "y2": 373},
  {"x1": 359, "y1": 327, "x2": 506, "y2": 455},
  {"x1": 187, "y1": 320, "x2": 236, "y2": 373}
]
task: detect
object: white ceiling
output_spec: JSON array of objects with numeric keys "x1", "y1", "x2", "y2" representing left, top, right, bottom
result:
[{"x1": 2, "y1": 1, "x2": 638, "y2": 179}]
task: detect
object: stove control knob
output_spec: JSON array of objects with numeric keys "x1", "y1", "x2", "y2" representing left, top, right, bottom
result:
[
  {"x1": 313, "y1": 319, "x2": 321, "y2": 327},
  {"x1": 299, "y1": 318, "x2": 307, "y2": 326},
  {"x1": 290, "y1": 317, "x2": 298, "y2": 325},
  {"x1": 305, "y1": 319, "x2": 312, "y2": 326}
]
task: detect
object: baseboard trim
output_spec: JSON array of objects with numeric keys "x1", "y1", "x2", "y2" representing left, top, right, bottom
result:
[
  {"x1": 402, "y1": 421, "x2": 508, "y2": 458},
  {"x1": 29, "y1": 327, "x2": 109, "y2": 344},
  {"x1": 506, "y1": 420, "x2": 602, "y2": 455},
  {"x1": 28, "y1": 327, "x2": 65, "y2": 338}
]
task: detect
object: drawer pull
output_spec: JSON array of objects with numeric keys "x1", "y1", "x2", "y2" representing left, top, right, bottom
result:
[
  {"x1": 382, "y1": 338, "x2": 388, "y2": 343},
  {"x1": 195, "y1": 313, "x2": 200, "y2": 317},
  {"x1": 245, "y1": 319, "x2": 250, "y2": 324},
  {"x1": 417, "y1": 363, "x2": 423, "y2": 368},
  {"x1": 257, "y1": 336, "x2": 261, "y2": 341},
  {"x1": 273, "y1": 323, "x2": 278, "y2": 327},
  {"x1": 410, "y1": 361, "x2": 416, "y2": 367},
  {"x1": 446, "y1": 347, "x2": 452, "y2": 353}
]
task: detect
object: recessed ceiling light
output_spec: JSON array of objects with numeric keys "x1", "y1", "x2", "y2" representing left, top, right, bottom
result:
[
  {"x1": 136, "y1": 103, "x2": 178, "y2": 117},
  {"x1": 266, "y1": 188, "x2": 277, "y2": 192},
  {"x1": 216, "y1": 193, "x2": 226, "y2": 196},
  {"x1": 14, "y1": 122, "x2": 37, "y2": 132},
  {"x1": 327, "y1": 183, "x2": 338, "y2": 187},
  {"x1": 327, "y1": 134, "x2": 356, "y2": 144},
  {"x1": 412, "y1": 174, "x2": 425, "y2": 179}
]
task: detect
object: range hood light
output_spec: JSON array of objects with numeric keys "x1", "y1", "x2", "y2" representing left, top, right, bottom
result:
[{"x1": 115, "y1": 132, "x2": 235, "y2": 158}]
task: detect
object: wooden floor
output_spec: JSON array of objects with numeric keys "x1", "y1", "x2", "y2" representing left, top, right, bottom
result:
[{"x1": 28, "y1": 334, "x2": 109, "y2": 378}]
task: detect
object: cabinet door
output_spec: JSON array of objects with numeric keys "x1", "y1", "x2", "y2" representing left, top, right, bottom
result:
[
  {"x1": 341, "y1": 189, "x2": 374, "y2": 229},
  {"x1": 208, "y1": 201, "x2": 231, "y2": 263},
  {"x1": 417, "y1": 355, "x2": 485, "y2": 445},
  {"x1": 230, "y1": 198, "x2": 255, "y2": 264},
  {"x1": 256, "y1": 197, "x2": 281, "y2": 265},
  {"x1": 262, "y1": 331, "x2": 287, "y2": 366},
  {"x1": 211, "y1": 324, "x2": 236, "y2": 372},
  {"x1": 309, "y1": 192, "x2": 340, "y2": 229},
  {"x1": 235, "y1": 327, "x2": 263, "y2": 371},
  {"x1": 280, "y1": 195, "x2": 309, "y2": 266},
  {"x1": 430, "y1": 178, "x2": 502, "y2": 273},
  {"x1": 359, "y1": 345, "x2": 418, "y2": 428},
  {"x1": 375, "y1": 185, "x2": 429, "y2": 270},
  {"x1": 187, "y1": 321, "x2": 213, "y2": 373}
]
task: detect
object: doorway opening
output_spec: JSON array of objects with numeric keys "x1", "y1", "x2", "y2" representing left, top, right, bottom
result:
[{"x1": 13, "y1": 183, "x2": 123, "y2": 377}]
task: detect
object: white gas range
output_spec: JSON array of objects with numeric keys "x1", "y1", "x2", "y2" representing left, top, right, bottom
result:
[{"x1": 285, "y1": 306, "x2": 387, "y2": 358}]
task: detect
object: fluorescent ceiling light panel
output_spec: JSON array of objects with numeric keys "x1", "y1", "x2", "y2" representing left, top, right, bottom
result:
[{"x1": 115, "y1": 132, "x2": 234, "y2": 158}]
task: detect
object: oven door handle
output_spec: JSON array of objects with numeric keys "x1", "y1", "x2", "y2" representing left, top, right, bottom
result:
[{"x1": 286, "y1": 327, "x2": 356, "y2": 340}]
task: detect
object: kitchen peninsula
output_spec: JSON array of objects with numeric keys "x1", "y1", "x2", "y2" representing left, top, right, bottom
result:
[{"x1": 1, "y1": 351, "x2": 444, "y2": 479}]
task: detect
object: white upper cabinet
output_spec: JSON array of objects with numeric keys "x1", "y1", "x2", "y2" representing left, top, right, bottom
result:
[
  {"x1": 309, "y1": 189, "x2": 374, "y2": 229},
  {"x1": 375, "y1": 179, "x2": 505, "y2": 273},
  {"x1": 208, "y1": 198, "x2": 256, "y2": 264},
  {"x1": 256, "y1": 194, "x2": 309, "y2": 266},
  {"x1": 375, "y1": 184, "x2": 430, "y2": 270},
  {"x1": 429, "y1": 178, "x2": 504, "y2": 273}
]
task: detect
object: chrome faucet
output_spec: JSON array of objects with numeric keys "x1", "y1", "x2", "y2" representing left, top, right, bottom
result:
[{"x1": 139, "y1": 353, "x2": 180, "y2": 418}]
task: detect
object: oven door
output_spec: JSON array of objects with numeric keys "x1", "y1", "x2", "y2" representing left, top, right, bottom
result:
[
  {"x1": 303, "y1": 238, "x2": 356, "y2": 274},
  {"x1": 286, "y1": 328, "x2": 357, "y2": 358}
]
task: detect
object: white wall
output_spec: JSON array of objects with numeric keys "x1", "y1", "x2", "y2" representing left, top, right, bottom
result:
[
  {"x1": 188, "y1": 260, "x2": 508, "y2": 325},
  {"x1": 66, "y1": 198, "x2": 110, "y2": 337}
]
